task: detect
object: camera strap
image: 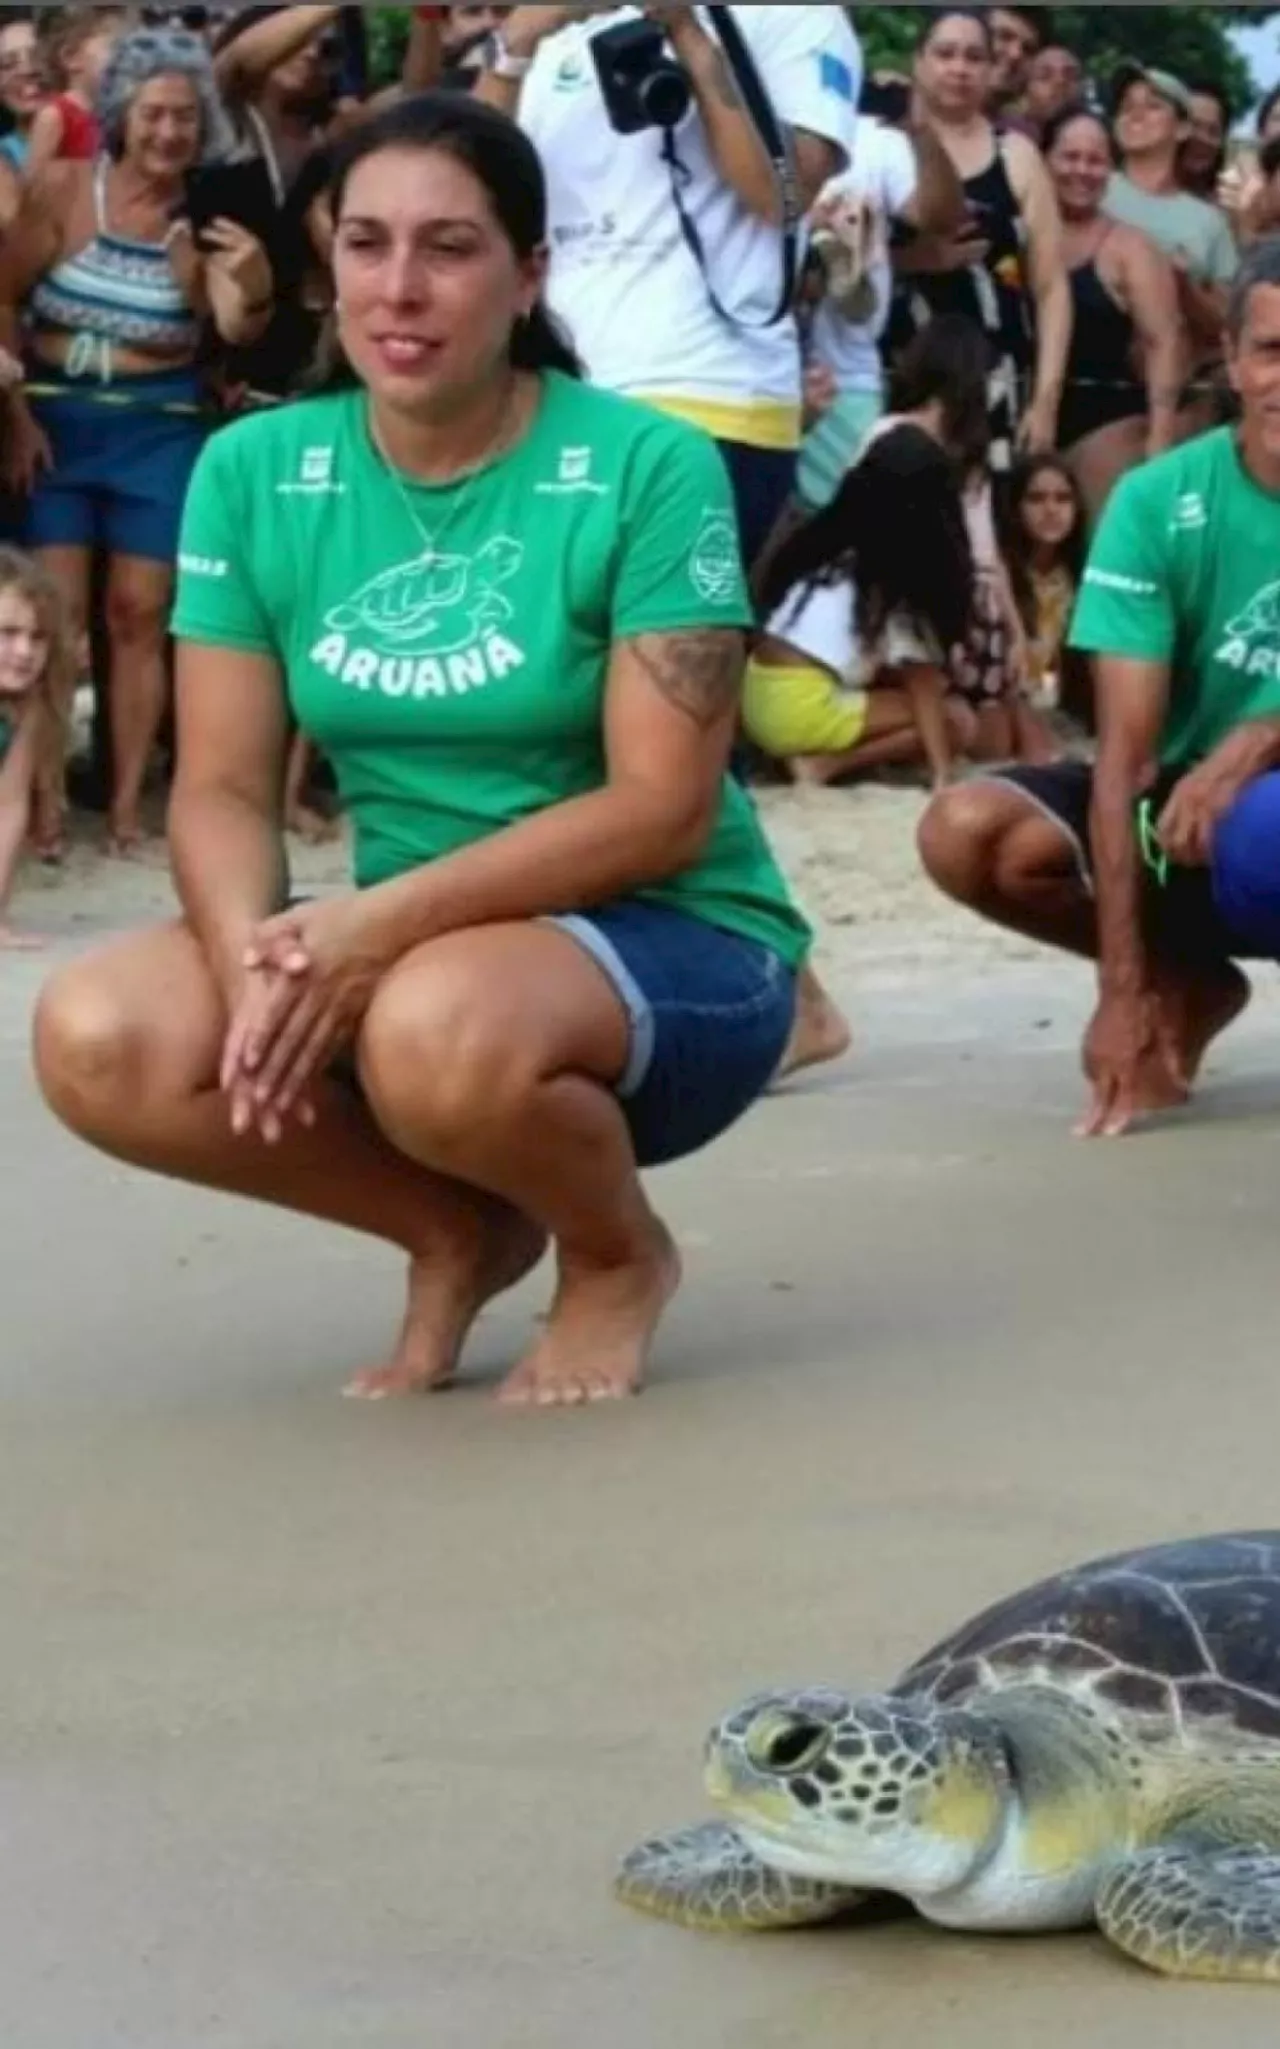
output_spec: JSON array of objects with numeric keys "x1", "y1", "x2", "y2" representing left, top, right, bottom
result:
[{"x1": 662, "y1": 5, "x2": 804, "y2": 330}]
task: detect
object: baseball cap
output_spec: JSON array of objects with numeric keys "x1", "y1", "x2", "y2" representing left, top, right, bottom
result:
[{"x1": 1111, "y1": 62, "x2": 1194, "y2": 121}]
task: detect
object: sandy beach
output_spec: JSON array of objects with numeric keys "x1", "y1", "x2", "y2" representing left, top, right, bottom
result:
[{"x1": 6, "y1": 786, "x2": 1280, "y2": 2047}]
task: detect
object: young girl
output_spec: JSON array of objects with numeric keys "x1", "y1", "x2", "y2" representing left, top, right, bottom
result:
[
  {"x1": 886, "y1": 318, "x2": 1056, "y2": 764},
  {"x1": 27, "y1": 9, "x2": 126, "y2": 172},
  {"x1": 1000, "y1": 452, "x2": 1091, "y2": 730},
  {"x1": 0, "y1": 548, "x2": 75, "y2": 949},
  {"x1": 746, "y1": 423, "x2": 978, "y2": 789}
]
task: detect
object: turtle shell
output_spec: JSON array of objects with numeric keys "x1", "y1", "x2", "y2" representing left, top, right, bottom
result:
[{"x1": 894, "y1": 1532, "x2": 1280, "y2": 1741}]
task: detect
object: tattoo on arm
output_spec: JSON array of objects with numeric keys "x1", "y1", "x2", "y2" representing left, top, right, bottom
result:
[{"x1": 628, "y1": 630, "x2": 745, "y2": 730}]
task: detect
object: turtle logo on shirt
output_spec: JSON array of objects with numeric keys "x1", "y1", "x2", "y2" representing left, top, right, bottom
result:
[
  {"x1": 1217, "y1": 579, "x2": 1280, "y2": 679},
  {"x1": 324, "y1": 536, "x2": 524, "y2": 656},
  {"x1": 689, "y1": 507, "x2": 741, "y2": 607}
]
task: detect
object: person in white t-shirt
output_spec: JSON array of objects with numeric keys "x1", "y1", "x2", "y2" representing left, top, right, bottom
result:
[
  {"x1": 798, "y1": 79, "x2": 965, "y2": 511},
  {"x1": 475, "y1": 3, "x2": 860, "y2": 568}
]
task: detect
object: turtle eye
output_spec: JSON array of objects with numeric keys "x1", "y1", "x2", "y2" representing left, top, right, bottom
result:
[{"x1": 746, "y1": 1714, "x2": 832, "y2": 1777}]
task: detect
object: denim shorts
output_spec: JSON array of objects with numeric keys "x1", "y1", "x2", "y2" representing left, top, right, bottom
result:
[
  {"x1": 23, "y1": 365, "x2": 208, "y2": 565},
  {"x1": 548, "y1": 899, "x2": 798, "y2": 1167}
]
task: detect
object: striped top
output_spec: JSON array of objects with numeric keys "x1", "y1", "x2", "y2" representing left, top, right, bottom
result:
[{"x1": 28, "y1": 156, "x2": 201, "y2": 355}]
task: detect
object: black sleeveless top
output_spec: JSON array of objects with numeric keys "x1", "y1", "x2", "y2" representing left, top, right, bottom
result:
[
  {"x1": 891, "y1": 134, "x2": 1032, "y2": 473},
  {"x1": 1058, "y1": 239, "x2": 1146, "y2": 447}
]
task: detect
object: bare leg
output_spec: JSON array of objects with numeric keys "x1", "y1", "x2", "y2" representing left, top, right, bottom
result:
[
  {"x1": 900, "y1": 662, "x2": 955, "y2": 788},
  {"x1": 1064, "y1": 417, "x2": 1148, "y2": 528},
  {"x1": 32, "y1": 544, "x2": 91, "y2": 859},
  {"x1": 32, "y1": 922, "x2": 545, "y2": 1395},
  {"x1": 793, "y1": 692, "x2": 978, "y2": 788},
  {"x1": 102, "y1": 553, "x2": 174, "y2": 853},
  {"x1": 1010, "y1": 699, "x2": 1062, "y2": 765},
  {"x1": 918, "y1": 782, "x2": 1249, "y2": 1106},
  {"x1": 356, "y1": 923, "x2": 683, "y2": 1407},
  {"x1": 773, "y1": 963, "x2": 852, "y2": 1082},
  {"x1": 969, "y1": 702, "x2": 1015, "y2": 764}
]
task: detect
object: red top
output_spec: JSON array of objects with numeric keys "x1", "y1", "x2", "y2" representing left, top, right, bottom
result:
[{"x1": 50, "y1": 94, "x2": 99, "y2": 161}]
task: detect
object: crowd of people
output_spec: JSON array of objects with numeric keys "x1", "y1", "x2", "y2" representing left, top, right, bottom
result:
[{"x1": 3, "y1": 3, "x2": 1280, "y2": 1403}]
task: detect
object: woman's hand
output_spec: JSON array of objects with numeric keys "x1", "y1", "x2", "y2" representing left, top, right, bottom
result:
[
  {"x1": 1018, "y1": 393, "x2": 1058, "y2": 454},
  {"x1": 802, "y1": 362, "x2": 838, "y2": 423},
  {"x1": 220, "y1": 893, "x2": 393, "y2": 1140},
  {"x1": 201, "y1": 218, "x2": 274, "y2": 343},
  {"x1": 1, "y1": 399, "x2": 52, "y2": 495}
]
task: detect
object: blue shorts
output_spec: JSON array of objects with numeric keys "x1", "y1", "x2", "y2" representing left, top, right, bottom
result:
[
  {"x1": 549, "y1": 900, "x2": 797, "y2": 1166},
  {"x1": 23, "y1": 365, "x2": 208, "y2": 564},
  {"x1": 989, "y1": 761, "x2": 1280, "y2": 964},
  {"x1": 321, "y1": 897, "x2": 797, "y2": 1170}
]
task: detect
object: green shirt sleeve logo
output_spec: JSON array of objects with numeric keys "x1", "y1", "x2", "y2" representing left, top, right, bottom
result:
[{"x1": 690, "y1": 508, "x2": 743, "y2": 607}]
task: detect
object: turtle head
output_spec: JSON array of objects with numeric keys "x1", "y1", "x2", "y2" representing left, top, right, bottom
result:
[{"x1": 704, "y1": 1689, "x2": 1014, "y2": 1902}]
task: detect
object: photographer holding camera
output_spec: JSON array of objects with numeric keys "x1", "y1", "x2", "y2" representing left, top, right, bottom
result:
[{"x1": 476, "y1": 4, "x2": 860, "y2": 570}]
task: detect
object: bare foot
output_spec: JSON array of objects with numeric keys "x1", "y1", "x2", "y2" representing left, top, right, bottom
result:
[
  {"x1": 0, "y1": 921, "x2": 44, "y2": 951},
  {"x1": 105, "y1": 815, "x2": 147, "y2": 859},
  {"x1": 1153, "y1": 962, "x2": 1251, "y2": 1092},
  {"x1": 287, "y1": 802, "x2": 342, "y2": 846},
  {"x1": 790, "y1": 755, "x2": 841, "y2": 789},
  {"x1": 773, "y1": 967, "x2": 852, "y2": 1083},
  {"x1": 344, "y1": 1214, "x2": 547, "y2": 1400},
  {"x1": 497, "y1": 1221, "x2": 682, "y2": 1409}
]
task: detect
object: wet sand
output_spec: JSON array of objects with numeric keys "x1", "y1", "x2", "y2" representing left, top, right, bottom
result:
[{"x1": 6, "y1": 790, "x2": 1280, "y2": 2046}]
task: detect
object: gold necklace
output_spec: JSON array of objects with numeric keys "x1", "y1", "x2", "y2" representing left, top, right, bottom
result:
[{"x1": 366, "y1": 382, "x2": 525, "y2": 560}]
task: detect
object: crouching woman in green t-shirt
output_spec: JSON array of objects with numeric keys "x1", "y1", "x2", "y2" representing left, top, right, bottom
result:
[{"x1": 31, "y1": 93, "x2": 813, "y2": 1409}]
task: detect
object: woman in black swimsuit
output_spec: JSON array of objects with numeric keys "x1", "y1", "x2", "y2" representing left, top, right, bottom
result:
[
  {"x1": 892, "y1": 9, "x2": 1070, "y2": 476},
  {"x1": 1044, "y1": 106, "x2": 1184, "y2": 521}
]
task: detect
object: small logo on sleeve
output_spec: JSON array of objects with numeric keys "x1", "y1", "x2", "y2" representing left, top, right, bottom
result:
[{"x1": 689, "y1": 508, "x2": 741, "y2": 605}]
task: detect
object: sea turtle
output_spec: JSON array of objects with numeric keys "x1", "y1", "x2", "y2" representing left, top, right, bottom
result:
[
  {"x1": 325, "y1": 534, "x2": 523, "y2": 652},
  {"x1": 618, "y1": 1532, "x2": 1280, "y2": 1982}
]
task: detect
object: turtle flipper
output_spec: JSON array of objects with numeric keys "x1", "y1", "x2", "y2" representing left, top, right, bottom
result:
[
  {"x1": 1098, "y1": 1845, "x2": 1280, "y2": 1982},
  {"x1": 616, "y1": 1820, "x2": 866, "y2": 1932}
]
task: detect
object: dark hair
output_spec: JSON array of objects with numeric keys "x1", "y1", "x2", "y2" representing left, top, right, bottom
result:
[
  {"x1": 999, "y1": 453, "x2": 1091, "y2": 728},
  {"x1": 1180, "y1": 78, "x2": 1231, "y2": 193},
  {"x1": 1041, "y1": 102, "x2": 1115, "y2": 164},
  {"x1": 315, "y1": 91, "x2": 581, "y2": 388},
  {"x1": 1000, "y1": 454, "x2": 1085, "y2": 629},
  {"x1": 211, "y1": 5, "x2": 275, "y2": 56},
  {"x1": 1185, "y1": 78, "x2": 1232, "y2": 132},
  {"x1": 917, "y1": 10, "x2": 993, "y2": 57},
  {"x1": 758, "y1": 425, "x2": 975, "y2": 661},
  {"x1": 888, "y1": 314, "x2": 992, "y2": 477},
  {"x1": 1260, "y1": 84, "x2": 1280, "y2": 139},
  {"x1": 1227, "y1": 233, "x2": 1280, "y2": 343},
  {"x1": 990, "y1": 4, "x2": 1048, "y2": 44},
  {"x1": 1261, "y1": 135, "x2": 1280, "y2": 184}
]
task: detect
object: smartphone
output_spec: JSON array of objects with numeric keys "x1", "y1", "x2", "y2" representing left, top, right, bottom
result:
[{"x1": 182, "y1": 160, "x2": 280, "y2": 250}]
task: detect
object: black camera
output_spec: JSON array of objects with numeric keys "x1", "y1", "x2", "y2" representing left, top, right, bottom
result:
[{"x1": 591, "y1": 17, "x2": 691, "y2": 135}]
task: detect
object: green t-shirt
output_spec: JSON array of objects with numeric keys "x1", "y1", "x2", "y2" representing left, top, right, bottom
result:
[
  {"x1": 172, "y1": 372, "x2": 811, "y2": 967},
  {"x1": 1069, "y1": 427, "x2": 1280, "y2": 769}
]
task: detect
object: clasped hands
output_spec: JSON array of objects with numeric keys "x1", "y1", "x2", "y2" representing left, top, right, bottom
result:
[{"x1": 220, "y1": 895, "x2": 390, "y2": 1144}]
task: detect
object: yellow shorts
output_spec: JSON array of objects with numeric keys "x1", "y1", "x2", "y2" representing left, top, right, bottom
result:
[{"x1": 743, "y1": 658, "x2": 869, "y2": 759}]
